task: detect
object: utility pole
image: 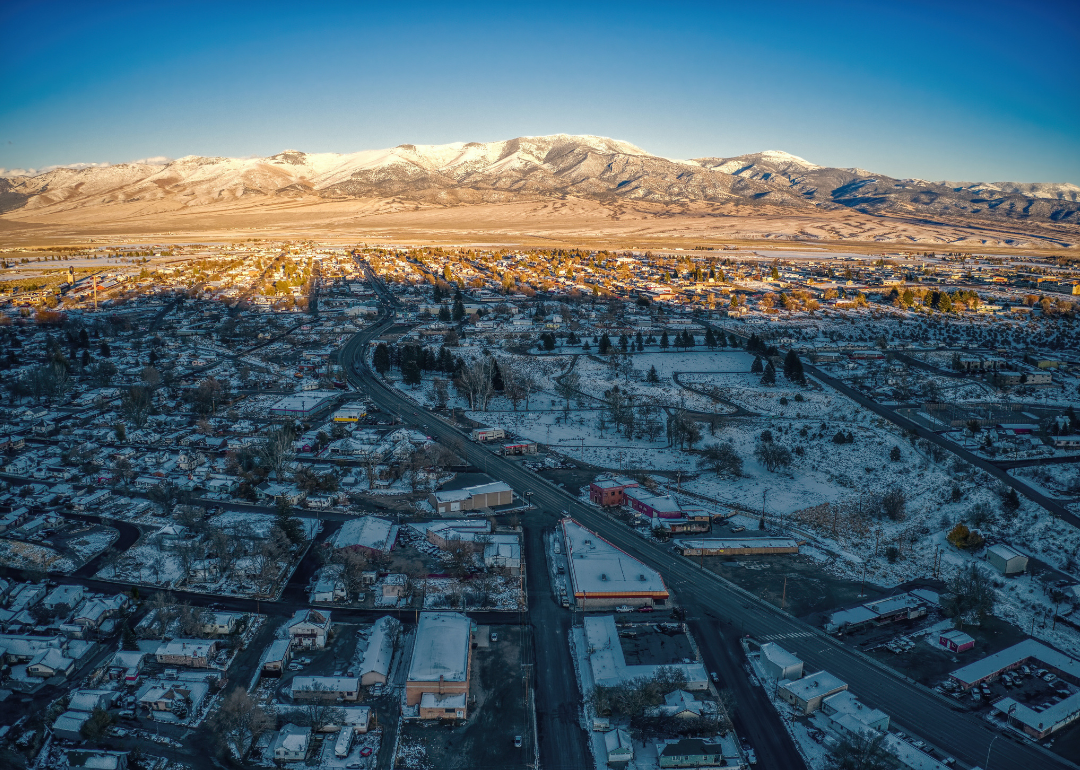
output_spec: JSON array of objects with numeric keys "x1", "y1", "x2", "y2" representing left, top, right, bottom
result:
[{"x1": 781, "y1": 576, "x2": 787, "y2": 612}]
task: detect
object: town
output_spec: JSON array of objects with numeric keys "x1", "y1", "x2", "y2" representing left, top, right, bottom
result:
[{"x1": 0, "y1": 239, "x2": 1078, "y2": 770}]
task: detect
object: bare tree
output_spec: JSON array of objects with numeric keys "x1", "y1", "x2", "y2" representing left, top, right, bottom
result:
[
  {"x1": 460, "y1": 357, "x2": 494, "y2": 410},
  {"x1": 260, "y1": 424, "x2": 295, "y2": 479},
  {"x1": 211, "y1": 687, "x2": 275, "y2": 756},
  {"x1": 121, "y1": 385, "x2": 153, "y2": 428}
]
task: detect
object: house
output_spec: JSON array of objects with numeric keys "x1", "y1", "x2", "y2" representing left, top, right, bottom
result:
[
  {"x1": 287, "y1": 609, "x2": 331, "y2": 649},
  {"x1": 155, "y1": 639, "x2": 217, "y2": 668},
  {"x1": 262, "y1": 638, "x2": 292, "y2": 676},
  {"x1": 138, "y1": 683, "x2": 196, "y2": 713},
  {"x1": 73, "y1": 595, "x2": 128, "y2": 630},
  {"x1": 65, "y1": 750, "x2": 128, "y2": 770},
  {"x1": 431, "y1": 481, "x2": 514, "y2": 514},
  {"x1": 759, "y1": 643, "x2": 804, "y2": 681},
  {"x1": 109, "y1": 651, "x2": 145, "y2": 683},
  {"x1": 360, "y1": 616, "x2": 400, "y2": 686},
  {"x1": 27, "y1": 647, "x2": 75, "y2": 677},
  {"x1": 68, "y1": 689, "x2": 117, "y2": 713},
  {"x1": 270, "y1": 723, "x2": 311, "y2": 763},
  {"x1": 332, "y1": 516, "x2": 398, "y2": 555},
  {"x1": 43, "y1": 584, "x2": 84, "y2": 612},
  {"x1": 604, "y1": 728, "x2": 634, "y2": 767},
  {"x1": 657, "y1": 738, "x2": 731, "y2": 768},
  {"x1": 291, "y1": 676, "x2": 360, "y2": 701},
  {"x1": 311, "y1": 568, "x2": 347, "y2": 602},
  {"x1": 987, "y1": 544, "x2": 1028, "y2": 575},
  {"x1": 53, "y1": 711, "x2": 91, "y2": 741},
  {"x1": 938, "y1": 630, "x2": 976, "y2": 653},
  {"x1": 200, "y1": 612, "x2": 241, "y2": 636},
  {"x1": 406, "y1": 612, "x2": 473, "y2": 718},
  {"x1": 649, "y1": 689, "x2": 708, "y2": 719},
  {"x1": 778, "y1": 671, "x2": 849, "y2": 714},
  {"x1": 589, "y1": 477, "x2": 640, "y2": 507}
]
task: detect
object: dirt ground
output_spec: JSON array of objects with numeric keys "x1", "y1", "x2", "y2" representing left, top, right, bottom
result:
[
  {"x1": 396, "y1": 623, "x2": 530, "y2": 770},
  {"x1": 700, "y1": 553, "x2": 887, "y2": 618}
]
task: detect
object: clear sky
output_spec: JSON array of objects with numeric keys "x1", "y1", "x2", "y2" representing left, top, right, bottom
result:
[{"x1": 1, "y1": 0, "x2": 1078, "y2": 183}]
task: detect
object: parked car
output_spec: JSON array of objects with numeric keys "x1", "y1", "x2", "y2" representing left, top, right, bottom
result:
[
  {"x1": 615, "y1": 605, "x2": 633, "y2": 613},
  {"x1": 514, "y1": 736, "x2": 523, "y2": 748},
  {"x1": 490, "y1": 632, "x2": 498, "y2": 642},
  {"x1": 637, "y1": 606, "x2": 654, "y2": 613}
]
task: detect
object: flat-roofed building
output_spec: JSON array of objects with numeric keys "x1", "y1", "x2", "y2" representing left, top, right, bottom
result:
[
  {"x1": 269, "y1": 391, "x2": 338, "y2": 419},
  {"x1": 674, "y1": 537, "x2": 799, "y2": 557},
  {"x1": 562, "y1": 519, "x2": 669, "y2": 610},
  {"x1": 759, "y1": 643, "x2": 803, "y2": 681},
  {"x1": 589, "y1": 477, "x2": 640, "y2": 507},
  {"x1": 778, "y1": 671, "x2": 848, "y2": 714},
  {"x1": 431, "y1": 482, "x2": 513, "y2": 514},
  {"x1": 406, "y1": 612, "x2": 473, "y2": 719}
]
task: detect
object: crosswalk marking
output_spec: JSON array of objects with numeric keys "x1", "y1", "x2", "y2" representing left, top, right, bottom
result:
[{"x1": 760, "y1": 631, "x2": 814, "y2": 641}]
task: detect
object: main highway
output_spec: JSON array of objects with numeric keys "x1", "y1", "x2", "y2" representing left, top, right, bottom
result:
[{"x1": 338, "y1": 304, "x2": 1077, "y2": 770}]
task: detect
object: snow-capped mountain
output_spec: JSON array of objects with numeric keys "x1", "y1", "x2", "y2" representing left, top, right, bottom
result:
[{"x1": 1, "y1": 134, "x2": 1077, "y2": 225}]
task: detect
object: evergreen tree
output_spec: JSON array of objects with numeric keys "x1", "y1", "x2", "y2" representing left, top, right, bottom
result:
[
  {"x1": 402, "y1": 358, "x2": 422, "y2": 386},
  {"x1": 100, "y1": 340, "x2": 111, "y2": 358},
  {"x1": 760, "y1": 361, "x2": 777, "y2": 385},
  {"x1": 543, "y1": 333, "x2": 556, "y2": 352},
  {"x1": 372, "y1": 343, "x2": 391, "y2": 375},
  {"x1": 452, "y1": 298, "x2": 466, "y2": 321},
  {"x1": 438, "y1": 304, "x2": 451, "y2": 323},
  {"x1": 618, "y1": 333, "x2": 629, "y2": 352},
  {"x1": 751, "y1": 356, "x2": 764, "y2": 374},
  {"x1": 635, "y1": 331, "x2": 644, "y2": 351},
  {"x1": 660, "y1": 331, "x2": 670, "y2": 349},
  {"x1": 122, "y1": 622, "x2": 138, "y2": 651},
  {"x1": 433, "y1": 283, "x2": 443, "y2": 303},
  {"x1": 646, "y1": 365, "x2": 660, "y2": 383},
  {"x1": 704, "y1": 328, "x2": 717, "y2": 349},
  {"x1": 598, "y1": 333, "x2": 612, "y2": 354},
  {"x1": 491, "y1": 360, "x2": 504, "y2": 391},
  {"x1": 275, "y1": 499, "x2": 304, "y2": 545}
]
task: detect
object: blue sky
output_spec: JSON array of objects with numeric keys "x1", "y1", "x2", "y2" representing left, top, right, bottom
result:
[{"x1": 1, "y1": 0, "x2": 1078, "y2": 182}]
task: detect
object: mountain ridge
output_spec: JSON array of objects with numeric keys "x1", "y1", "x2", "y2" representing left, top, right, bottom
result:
[{"x1": 1, "y1": 134, "x2": 1078, "y2": 239}]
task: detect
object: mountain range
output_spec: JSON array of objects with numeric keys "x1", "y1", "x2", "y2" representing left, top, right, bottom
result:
[{"x1": 2, "y1": 134, "x2": 1078, "y2": 247}]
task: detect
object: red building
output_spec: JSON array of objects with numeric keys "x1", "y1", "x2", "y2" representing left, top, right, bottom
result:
[{"x1": 589, "y1": 477, "x2": 639, "y2": 507}]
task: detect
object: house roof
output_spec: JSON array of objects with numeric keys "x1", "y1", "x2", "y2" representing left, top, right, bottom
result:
[{"x1": 361, "y1": 616, "x2": 400, "y2": 679}]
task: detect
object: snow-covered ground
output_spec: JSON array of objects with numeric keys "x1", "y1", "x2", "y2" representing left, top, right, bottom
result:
[{"x1": 0, "y1": 538, "x2": 76, "y2": 572}]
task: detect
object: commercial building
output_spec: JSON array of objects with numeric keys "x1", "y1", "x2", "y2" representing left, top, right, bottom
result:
[
  {"x1": 986, "y1": 544, "x2": 1028, "y2": 575},
  {"x1": 674, "y1": 537, "x2": 799, "y2": 557},
  {"x1": 992, "y1": 692, "x2": 1080, "y2": 740},
  {"x1": 562, "y1": 519, "x2": 669, "y2": 609},
  {"x1": 268, "y1": 390, "x2": 338, "y2": 419},
  {"x1": 938, "y1": 630, "x2": 975, "y2": 653},
  {"x1": 759, "y1": 642, "x2": 804, "y2": 681},
  {"x1": 589, "y1": 477, "x2": 640, "y2": 507},
  {"x1": 778, "y1": 671, "x2": 849, "y2": 714},
  {"x1": 824, "y1": 592, "x2": 928, "y2": 634},
  {"x1": 406, "y1": 612, "x2": 473, "y2": 719},
  {"x1": 431, "y1": 481, "x2": 514, "y2": 514},
  {"x1": 950, "y1": 638, "x2": 1080, "y2": 691},
  {"x1": 583, "y1": 615, "x2": 708, "y2": 690}
]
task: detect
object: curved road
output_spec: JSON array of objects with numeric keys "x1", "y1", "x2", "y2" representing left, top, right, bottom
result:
[{"x1": 340, "y1": 312, "x2": 1077, "y2": 770}]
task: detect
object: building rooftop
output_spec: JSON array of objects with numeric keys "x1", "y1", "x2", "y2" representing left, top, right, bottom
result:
[
  {"x1": 407, "y1": 612, "x2": 472, "y2": 683},
  {"x1": 583, "y1": 615, "x2": 707, "y2": 689},
  {"x1": 951, "y1": 639, "x2": 1080, "y2": 686},
  {"x1": 562, "y1": 519, "x2": 667, "y2": 597},
  {"x1": 780, "y1": 671, "x2": 848, "y2": 701}
]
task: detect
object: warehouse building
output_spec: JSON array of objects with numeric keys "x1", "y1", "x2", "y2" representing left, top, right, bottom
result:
[
  {"x1": 268, "y1": 390, "x2": 338, "y2": 419},
  {"x1": 986, "y1": 544, "x2": 1028, "y2": 575},
  {"x1": 584, "y1": 615, "x2": 708, "y2": 690}
]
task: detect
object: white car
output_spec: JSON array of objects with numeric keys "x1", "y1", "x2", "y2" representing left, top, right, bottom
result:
[{"x1": 615, "y1": 605, "x2": 633, "y2": 613}]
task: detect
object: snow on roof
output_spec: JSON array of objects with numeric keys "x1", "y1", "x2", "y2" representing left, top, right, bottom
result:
[
  {"x1": 821, "y1": 690, "x2": 888, "y2": 727},
  {"x1": 993, "y1": 693, "x2": 1080, "y2": 734},
  {"x1": 333, "y1": 516, "x2": 398, "y2": 552},
  {"x1": 583, "y1": 615, "x2": 708, "y2": 689},
  {"x1": 881, "y1": 733, "x2": 948, "y2": 770},
  {"x1": 951, "y1": 639, "x2": 1080, "y2": 686},
  {"x1": 676, "y1": 537, "x2": 799, "y2": 550},
  {"x1": 420, "y1": 691, "x2": 467, "y2": 709},
  {"x1": 407, "y1": 612, "x2": 472, "y2": 683},
  {"x1": 760, "y1": 642, "x2": 803, "y2": 672},
  {"x1": 433, "y1": 481, "x2": 512, "y2": 502},
  {"x1": 361, "y1": 616, "x2": 400, "y2": 678},
  {"x1": 987, "y1": 543, "x2": 1026, "y2": 561},
  {"x1": 292, "y1": 675, "x2": 359, "y2": 692},
  {"x1": 780, "y1": 671, "x2": 848, "y2": 701},
  {"x1": 562, "y1": 519, "x2": 667, "y2": 597}
]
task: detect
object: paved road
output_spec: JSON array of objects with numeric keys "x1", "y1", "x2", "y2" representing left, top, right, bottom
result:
[
  {"x1": 342, "y1": 315, "x2": 1077, "y2": 770},
  {"x1": 804, "y1": 362, "x2": 1080, "y2": 529}
]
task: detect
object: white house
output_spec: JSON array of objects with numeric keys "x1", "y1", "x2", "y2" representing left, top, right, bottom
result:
[
  {"x1": 287, "y1": 609, "x2": 331, "y2": 649},
  {"x1": 271, "y1": 723, "x2": 311, "y2": 763}
]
